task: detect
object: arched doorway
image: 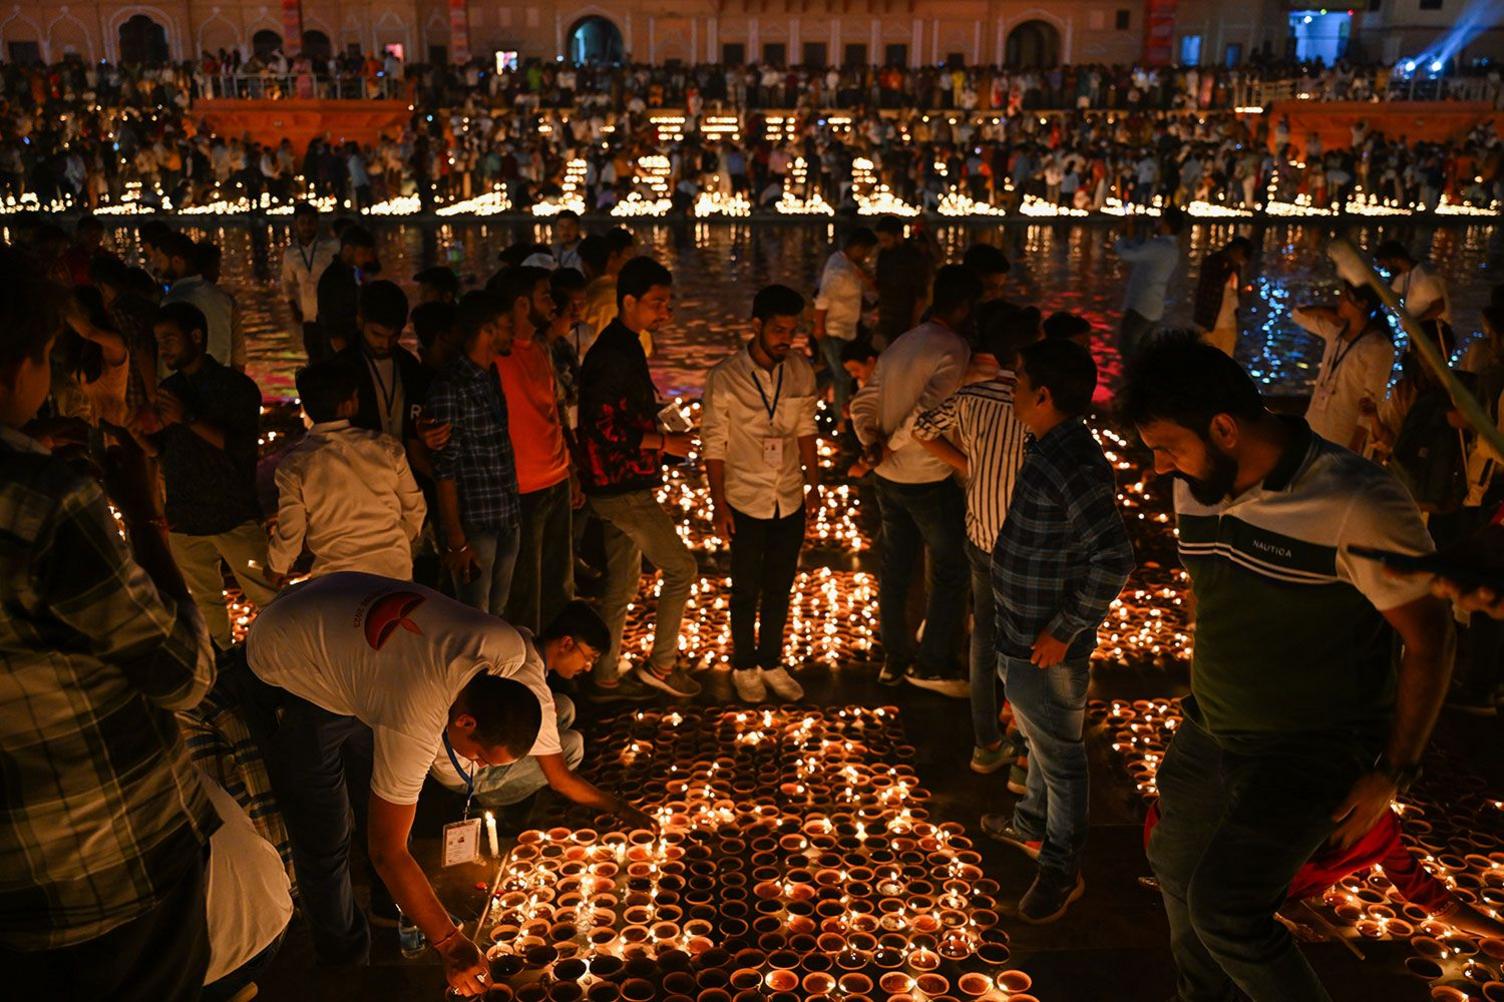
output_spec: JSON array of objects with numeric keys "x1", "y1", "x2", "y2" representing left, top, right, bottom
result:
[
  {"x1": 252, "y1": 29, "x2": 282, "y2": 61},
  {"x1": 568, "y1": 15, "x2": 624, "y2": 65},
  {"x1": 1005, "y1": 20, "x2": 1060, "y2": 68},
  {"x1": 301, "y1": 29, "x2": 332, "y2": 60},
  {"x1": 118, "y1": 14, "x2": 168, "y2": 63}
]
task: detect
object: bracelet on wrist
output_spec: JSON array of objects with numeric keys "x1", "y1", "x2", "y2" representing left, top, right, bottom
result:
[{"x1": 431, "y1": 926, "x2": 461, "y2": 951}]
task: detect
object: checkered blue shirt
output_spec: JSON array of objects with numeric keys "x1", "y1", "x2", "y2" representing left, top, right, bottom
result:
[
  {"x1": 991, "y1": 418, "x2": 1135, "y2": 662},
  {"x1": 425, "y1": 355, "x2": 520, "y2": 532}
]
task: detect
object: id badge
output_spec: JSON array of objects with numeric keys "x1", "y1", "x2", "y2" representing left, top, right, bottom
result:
[
  {"x1": 443, "y1": 818, "x2": 482, "y2": 867},
  {"x1": 762, "y1": 437, "x2": 784, "y2": 468}
]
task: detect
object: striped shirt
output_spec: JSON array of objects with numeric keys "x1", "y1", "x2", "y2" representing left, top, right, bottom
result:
[
  {"x1": 0, "y1": 426, "x2": 219, "y2": 948},
  {"x1": 1174, "y1": 417, "x2": 1434, "y2": 736},
  {"x1": 912, "y1": 372, "x2": 1029, "y2": 551},
  {"x1": 991, "y1": 419, "x2": 1136, "y2": 661}
]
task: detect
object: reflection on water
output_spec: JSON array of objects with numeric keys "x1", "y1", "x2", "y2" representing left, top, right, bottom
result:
[{"x1": 105, "y1": 218, "x2": 1503, "y2": 403}]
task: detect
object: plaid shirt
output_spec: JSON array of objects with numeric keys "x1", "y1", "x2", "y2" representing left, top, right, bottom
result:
[
  {"x1": 0, "y1": 427, "x2": 219, "y2": 949},
  {"x1": 181, "y1": 683, "x2": 295, "y2": 892},
  {"x1": 991, "y1": 418, "x2": 1135, "y2": 662},
  {"x1": 425, "y1": 354, "x2": 520, "y2": 531}
]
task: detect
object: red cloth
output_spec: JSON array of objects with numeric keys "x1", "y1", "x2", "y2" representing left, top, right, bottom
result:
[
  {"x1": 1143, "y1": 802, "x2": 1453, "y2": 914},
  {"x1": 494, "y1": 334, "x2": 569, "y2": 495}
]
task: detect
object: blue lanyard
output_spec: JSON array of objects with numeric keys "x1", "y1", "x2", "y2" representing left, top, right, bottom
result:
[
  {"x1": 753, "y1": 363, "x2": 783, "y2": 424},
  {"x1": 442, "y1": 733, "x2": 475, "y2": 820}
]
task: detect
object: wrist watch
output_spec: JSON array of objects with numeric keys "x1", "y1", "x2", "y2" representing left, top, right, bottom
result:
[{"x1": 1376, "y1": 755, "x2": 1423, "y2": 794}]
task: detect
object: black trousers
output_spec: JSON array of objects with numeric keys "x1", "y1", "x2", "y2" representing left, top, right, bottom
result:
[
  {"x1": 728, "y1": 505, "x2": 805, "y2": 670},
  {"x1": 7, "y1": 847, "x2": 210, "y2": 1002}
]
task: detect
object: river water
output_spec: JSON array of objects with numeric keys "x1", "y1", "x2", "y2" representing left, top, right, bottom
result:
[{"x1": 101, "y1": 217, "x2": 1504, "y2": 402}]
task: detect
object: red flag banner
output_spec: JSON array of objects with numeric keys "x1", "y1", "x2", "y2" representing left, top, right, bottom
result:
[
  {"x1": 449, "y1": 0, "x2": 471, "y2": 63},
  {"x1": 1142, "y1": 0, "x2": 1178, "y2": 66},
  {"x1": 282, "y1": 0, "x2": 303, "y2": 54}
]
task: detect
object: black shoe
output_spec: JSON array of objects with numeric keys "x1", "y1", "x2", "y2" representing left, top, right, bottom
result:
[
  {"x1": 979, "y1": 814, "x2": 1042, "y2": 859},
  {"x1": 903, "y1": 671, "x2": 970, "y2": 699},
  {"x1": 584, "y1": 676, "x2": 659, "y2": 703},
  {"x1": 877, "y1": 662, "x2": 906, "y2": 686},
  {"x1": 574, "y1": 557, "x2": 603, "y2": 586},
  {"x1": 1016, "y1": 869, "x2": 1085, "y2": 924}
]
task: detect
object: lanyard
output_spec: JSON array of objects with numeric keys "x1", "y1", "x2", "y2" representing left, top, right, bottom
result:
[
  {"x1": 752, "y1": 362, "x2": 783, "y2": 424},
  {"x1": 297, "y1": 240, "x2": 319, "y2": 273},
  {"x1": 366, "y1": 354, "x2": 399, "y2": 425},
  {"x1": 1318, "y1": 324, "x2": 1374, "y2": 394},
  {"x1": 442, "y1": 732, "x2": 475, "y2": 820}
]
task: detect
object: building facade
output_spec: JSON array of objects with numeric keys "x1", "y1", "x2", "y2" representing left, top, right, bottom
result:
[{"x1": 1, "y1": 0, "x2": 1498, "y2": 69}]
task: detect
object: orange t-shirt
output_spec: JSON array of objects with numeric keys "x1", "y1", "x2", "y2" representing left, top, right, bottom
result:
[{"x1": 494, "y1": 335, "x2": 570, "y2": 494}]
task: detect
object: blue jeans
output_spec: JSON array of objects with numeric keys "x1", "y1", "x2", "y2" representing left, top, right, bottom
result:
[
  {"x1": 874, "y1": 475, "x2": 968, "y2": 676},
  {"x1": 454, "y1": 522, "x2": 521, "y2": 617},
  {"x1": 1001, "y1": 653, "x2": 1090, "y2": 877},
  {"x1": 967, "y1": 542, "x2": 1002, "y2": 748},
  {"x1": 1147, "y1": 704, "x2": 1374, "y2": 1002},
  {"x1": 818, "y1": 335, "x2": 855, "y2": 417}
]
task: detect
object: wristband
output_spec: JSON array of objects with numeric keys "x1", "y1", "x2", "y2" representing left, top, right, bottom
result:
[{"x1": 431, "y1": 926, "x2": 461, "y2": 951}]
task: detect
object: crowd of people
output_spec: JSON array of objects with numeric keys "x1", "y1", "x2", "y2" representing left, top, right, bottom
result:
[
  {"x1": 4, "y1": 53, "x2": 1503, "y2": 215},
  {"x1": 4, "y1": 199, "x2": 1504, "y2": 1002}
]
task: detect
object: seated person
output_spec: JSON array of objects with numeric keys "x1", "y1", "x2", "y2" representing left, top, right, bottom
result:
[{"x1": 429, "y1": 601, "x2": 650, "y2": 821}]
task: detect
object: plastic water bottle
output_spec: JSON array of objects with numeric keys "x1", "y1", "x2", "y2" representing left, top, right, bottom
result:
[{"x1": 398, "y1": 907, "x2": 426, "y2": 959}]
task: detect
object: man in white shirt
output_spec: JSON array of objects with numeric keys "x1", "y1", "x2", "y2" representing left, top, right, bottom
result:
[
  {"x1": 851, "y1": 265, "x2": 979, "y2": 697},
  {"x1": 703, "y1": 285, "x2": 821, "y2": 704},
  {"x1": 234, "y1": 573, "x2": 547, "y2": 993},
  {"x1": 813, "y1": 228, "x2": 877, "y2": 427},
  {"x1": 280, "y1": 203, "x2": 339, "y2": 360},
  {"x1": 1376, "y1": 240, "x2": 1453, "y2": 339},
  {"x1": 268, "y1": 360, "x2": 426, "y2": 583},
  {"x1": 1114, "y1": 206, "x2": 1184, "y2": 358},
  {"x1": 1292, "y1": 283, "x2": 1396, "y2": 454}
]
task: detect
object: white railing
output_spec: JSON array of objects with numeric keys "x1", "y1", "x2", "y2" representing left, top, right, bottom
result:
[{"x1": 200, "y1": 74, "x2": 407, "y2": 101}]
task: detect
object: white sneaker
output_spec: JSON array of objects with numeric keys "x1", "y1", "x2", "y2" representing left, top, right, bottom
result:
[
  {"x1": 761, "y1": 666, "x2": 805, "y2": 702},
  {"x1": 732, "y1": 667, "x2": 768, "y2": 703}
]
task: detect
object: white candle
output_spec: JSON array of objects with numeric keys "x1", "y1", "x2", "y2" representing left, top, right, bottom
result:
[{"x1": 485, "y1": 811, "x2": 500, "y2": 858}]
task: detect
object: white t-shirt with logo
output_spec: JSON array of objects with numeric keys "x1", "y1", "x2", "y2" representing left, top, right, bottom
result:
[{"x1": 246, "y1": 572, "x2": 559, "y2": 805}]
